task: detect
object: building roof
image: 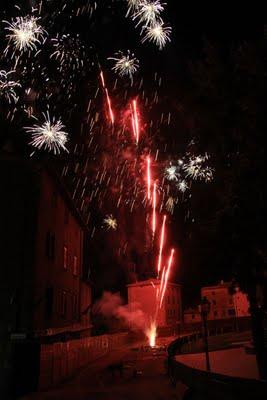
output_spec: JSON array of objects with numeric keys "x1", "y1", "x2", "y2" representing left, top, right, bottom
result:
[{"x1": 127, "y1": 279, "x2": 182, "y2": 288}]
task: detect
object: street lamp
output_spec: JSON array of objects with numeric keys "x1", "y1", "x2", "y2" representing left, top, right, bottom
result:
[{"x1": 199, "y1": 296, "x2": 211, "y2": 372}]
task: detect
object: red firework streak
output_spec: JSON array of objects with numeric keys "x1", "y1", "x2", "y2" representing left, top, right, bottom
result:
[
  {"x1": 152, "y1": 182, "x2": 157, "y2": 235},
  {"x1": 147, "y1": 156, "x2": 151, "y2": 200},
  {"x1": 99, "y1": 71, "x2": 114, "y2": 125},
  {"x1": 160, "y1": 248, "x2": 174, "y2": 308},
  {"x1": 157, "y1": 215, "x2": 166, "y2": 276},
  {"x1": 131, "y1": 99, "x2": 140, "y2": 144}
]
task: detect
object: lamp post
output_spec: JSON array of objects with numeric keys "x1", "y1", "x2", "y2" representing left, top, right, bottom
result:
[{"x1": 199, "y1": 296, "x2": 211, "y2": 372}]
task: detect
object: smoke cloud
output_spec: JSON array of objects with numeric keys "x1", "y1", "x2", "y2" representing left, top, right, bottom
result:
[{"x1": 93, "y1": 291, "x2": 146, "y2": 330}]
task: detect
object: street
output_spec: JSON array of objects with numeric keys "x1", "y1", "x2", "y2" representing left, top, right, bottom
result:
[{"x1": 22, "y1": 340, "x2": 187, "y2": 400}]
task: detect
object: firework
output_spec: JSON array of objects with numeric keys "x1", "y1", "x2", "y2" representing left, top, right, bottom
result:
[
  {"x1": 126, "y1": 0, "x2": 143, "y2": 17},
  {"x1": 152, "y1": 182, "x2": 157, "y2": 234},
  {"x1": 147, "y1": 156, "x2": 151, "y2": 200},
  {"x1": 159, "y1": 248, "x2": 174, "y2": 308},
  {"x1": 99, "y1": 71, "x2": 115, "y2": 124},
  {"x1": 157, "y1": 214, "x2": 166, "y2": 275},
  {"x1": 177, "y1": 179, "x2": 188, "y2": 193},
  {"x1": 164, "y1": 165, "x2": 179, "y2": 181},
  {"x1": 145, "y1": 320, "x2": 157, "y2": 347},
  {"x1": 104, "y1": 214, "x2": 117, "y2": 230},
  {"x1": 0, "y1": 70, "x2": 20, "y2": 103},
  {"x1": 165, "y1": 196, "x2": 176, "y2": 214},
  {"x1": 108, "y1": 50, "x2": 139, "y2": 80},
  {"x1": 131, "y1": 99, "x2": 140, "y2": 143},
  {"x1": 25, "y1": 112, "x2": 68, "y2": 155},
  {"x1": 3, "y1": 16, "x2": 46, "y2": 54},
  {"x1": 51, "y1": 33, "x2": 86, "y2": 72},
  {"x1": 132, "y1": 1, "x2": 164, "y2": 27},
  {"x1": 141, "y1": 21, "x2": 171, "y2": 50},
  {"x1": 183, "y1": 154, "x2": 213, "y2": 182}
]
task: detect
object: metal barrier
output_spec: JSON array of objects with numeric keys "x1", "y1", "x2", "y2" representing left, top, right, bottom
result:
[{"x1": 167, "y1": 333, "x2": 267, "y2": 400}]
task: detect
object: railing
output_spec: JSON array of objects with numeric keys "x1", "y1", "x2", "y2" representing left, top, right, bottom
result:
[
  {"x1": 167, "y1": 330, "x2": 267, "y2": 400},
  {"x1": 39, "y1": 332, "x2": 130, "y2": 390}
]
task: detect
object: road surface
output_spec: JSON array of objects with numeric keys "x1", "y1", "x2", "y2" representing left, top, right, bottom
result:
[{"x1": 22, "y1": 340, "x2": 187, "y2": 400}]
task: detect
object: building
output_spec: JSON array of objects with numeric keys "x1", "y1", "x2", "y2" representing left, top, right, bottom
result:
[
  {"x1": 127, "y1": 279, "x2": 182, "y2": 329},
  {"x1": 183, "y1": 307, "x2": 201, "y2": 324},
  {"x1": 201, "y1": 281, "x2": 250, "y2": 320},
  {"x1": 0, "y1": 157, "x2": 92, "y2": 339}
]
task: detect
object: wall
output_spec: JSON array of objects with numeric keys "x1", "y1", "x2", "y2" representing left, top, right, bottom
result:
[
  {"x1": 38, "y1": 332, "x2": 129, "y2": 390},
  {"x1": 33, "y1": 169, "x2": 84, "y2": 331},
  {"x1": 201, "y1": 286, "x2": 235, "y2": 320},
  {"x1": 164, "y1": 285, "x2": 182, "y2": 325},
  {"x1": 233, "y1": 291, "x2": 250, "y2": 317}
]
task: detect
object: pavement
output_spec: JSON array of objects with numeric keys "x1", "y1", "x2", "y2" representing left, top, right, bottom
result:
[
  {"x1": 22, "y1": 338, "x2": 187, "y2": 400},
  {"x1": 176, "y1": 346, "x2": 259, "y2": 380}
]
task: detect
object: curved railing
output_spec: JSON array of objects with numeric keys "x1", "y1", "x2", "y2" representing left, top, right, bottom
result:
[{"x1": 167, "y1": 333, "x2": 267, "y2": 400}]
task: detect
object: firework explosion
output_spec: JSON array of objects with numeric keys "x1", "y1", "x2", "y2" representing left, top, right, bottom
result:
[
  {"x1": 104, "y1": 214, "x2": 118, "y2": 230},
  {"x1": 132, "y1": 0, "x2": 165, "y2": 27},
  {"x1": 141, "y1": 22, "x2": 171, "y2": 50},
  {"x1": 25, "y1": 112, "x2": 68, "y2": 155},
  {"x1": 0, "y1": 70, "x2": 20, "y2": 103},
  {"x1": 3, "y1": 15, "x2": 46, "y2": 55},
  {"x1": 108, "y1": 50, "x2": 139, "y2": 80},
  {"x1": 0, "y1": 1, "x2": 215, "y2": 347}
]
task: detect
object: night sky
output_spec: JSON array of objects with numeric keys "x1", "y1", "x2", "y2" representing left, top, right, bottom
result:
[{"x1": 0, "y1": 2, "x2": 264, "y2": 306}]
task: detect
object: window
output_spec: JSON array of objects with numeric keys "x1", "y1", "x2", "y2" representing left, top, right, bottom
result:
[
  {"x1": 61, "y1": 290, "x2": 67, "y2": 317},
  {"x1": 228, "y1": 309, "x2": 235, "y2": 316},
  {"x1": 73, "y1": 256, "x2": 78, "y2": 276},
  {"x1": 45, "y1": 287, "x2": 54, "y2": 320},
  {"x1": 45, "y1": 232, "x2": 55, "y2": 260},
  {"x1": 214, "y1": 311, "x2": 218, "y2": 318},
  {"x1": 167, "y1": 296, "x2": 170, "y2": 304},
  {"x1": 63, "y1": 246, "x2": 68, "y2": 270}
]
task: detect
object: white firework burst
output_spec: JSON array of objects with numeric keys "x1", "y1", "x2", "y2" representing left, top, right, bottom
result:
[
  {"x1": 183, "y1": 154, "x2": 214, "y2": 182},
  {"x1": 51, "y1": 33, "x2": 85, "y2": 72},
  {"x1": 104, "y1": 214, "x2": 117, "y2": 230},
  {"x1": 141, "y1": 21, "x2": 171, "y2": 49},
  {"x1": 164, "y1": 165, "x2": 179, "y2": 181},
  {"x1": 177, "y1": 180, "x2": 189, "y2": 193},
  {"x1": 0, "y1": 70, "x2": 21, "y2": 103},
  {"x1": 108, "y1": 51, "x2": 139, "y2": 79},
  {"x1": 3, "y1": 16, "x2": 46, "y2": 54},
  {"x1": 25, "y1": 112, "x2": 68, "y2": 155},
  {"x1": 126, "y1": 0, "x2": 143, "y2": 17},
  {"x1": 132, "y1": 0, "x2": 164, "y2": 27}
]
